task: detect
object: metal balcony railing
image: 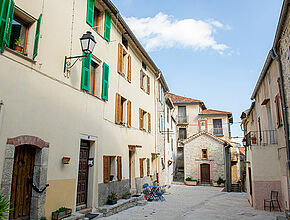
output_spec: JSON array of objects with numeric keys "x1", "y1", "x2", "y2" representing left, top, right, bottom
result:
[
  {"x1": 245, "y1": 130, "x2": 277, "y2": 146},
  {"x1": 213, "y1": 128, "x2": 223, "y2": 135},
  {"x1": 177, "y1": 115, "x2": 188, "y2": 124}
]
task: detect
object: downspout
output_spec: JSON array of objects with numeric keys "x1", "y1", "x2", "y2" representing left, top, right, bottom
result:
[
  {"x1": 271, "y1": 48, "x2": 290, "y2": 168},
  {"x1": 154, "y1": 70, "x2": 161, "y2": 181}
]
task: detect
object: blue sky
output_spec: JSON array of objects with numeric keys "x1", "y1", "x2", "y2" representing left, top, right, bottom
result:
[{"x1": 111, "y1": 0, "x2": 283, "y2": 139}]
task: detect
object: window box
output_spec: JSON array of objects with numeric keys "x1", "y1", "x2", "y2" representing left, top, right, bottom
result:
[{"x1": 51, "y1": 208, "x2": 72, "y2": 220}]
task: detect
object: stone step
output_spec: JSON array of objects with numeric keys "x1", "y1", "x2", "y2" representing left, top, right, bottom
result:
[{"x1": 98, "y1": 195, "x2": 145, "y2": 217}]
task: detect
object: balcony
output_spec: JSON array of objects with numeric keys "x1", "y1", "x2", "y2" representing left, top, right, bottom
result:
[
  {"x1": 245, "y1": 130, "x2": 277, "y2": 146},
  {"x1": 177, "y1": 115, "x2": 188, "y2": 124},
  {"x1": 213, "y1": 128, "x2": 223, "y2": 136}
]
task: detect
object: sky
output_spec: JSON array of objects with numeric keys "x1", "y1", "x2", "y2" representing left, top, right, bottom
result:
[{"x1": 111, "y1": 0, "x2": 283, "y2": 140}]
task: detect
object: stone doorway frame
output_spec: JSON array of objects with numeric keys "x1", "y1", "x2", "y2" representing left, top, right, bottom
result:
[
  {"x1": 1, "y1": 135, "x2": 49, "y2": 219},
  {"x1": 198, "y1": 161, "x2": 213, "y2": 184}
]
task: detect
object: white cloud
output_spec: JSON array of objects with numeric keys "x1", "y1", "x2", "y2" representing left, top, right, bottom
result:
[{"x1": 125, "y1": 12, "x2": 228, "y2": 52}]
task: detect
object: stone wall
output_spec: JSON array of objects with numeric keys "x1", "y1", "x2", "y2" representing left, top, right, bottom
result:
[
  {"x1": 279, "y1": 8, "x2": 290, "y2": 139},
  {"x1": 184, "y1": 134, "x2": 225, "y2": 183},
  {"x1": 98, "y1": 176, "x2": 152, "y2": 206},
  {"x1": 98, "y1": 179, "x2": 130, "y2": 206}
]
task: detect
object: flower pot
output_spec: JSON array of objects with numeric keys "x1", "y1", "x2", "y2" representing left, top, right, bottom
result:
[
  {"x1": 107, "y1": 198, "x2": 117, "y2": 205},
  {"x1": 185, "y1": 180, "x2": 197, "y2": 186},
  {"x1": 52, "y1": 208, "x2": 72, "y2": 220},
  {"x1": 122, "y1": 194, "x2": 131, "y2": 199},
  {"x1": 14, "y1": 45, "x2": 23, "y2": 53}
]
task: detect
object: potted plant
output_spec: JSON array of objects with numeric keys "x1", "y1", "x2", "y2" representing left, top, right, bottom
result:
[
  {"x1": 0, "y1": 193, "x2": 10, "y2": 220},
  {"x1": 251, "y1": 136, "x2": 257, "y2": 144},
  {"x1": 14, "y1": 37, "x2": 23, "y2": 53},
  {"x1": 51, "y1": 207, "x2": 72, "y2": 220},
  {"x1": 122, "y1": 192, "x2": 131, "y2": 199},
  {"x1": 107, "y1": 192, "x2": 118, "y2": 205},
  {"x1": 217, "y1": 177, "x2": 225, "y2": 187},
  {"x1": 110, "y1": 175, "x2": 114, "y2": 181},
  {"x1": 185, "y1": 177, "x2": 198, "y2": 186}
]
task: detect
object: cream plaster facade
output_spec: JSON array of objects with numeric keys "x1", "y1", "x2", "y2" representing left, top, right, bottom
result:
[
  {"x1": 241, "y1": 0, "x2": 290, "y2": 210},
  {"x1": 0, "y1": 0, "x2": 172, "y2": 219}
]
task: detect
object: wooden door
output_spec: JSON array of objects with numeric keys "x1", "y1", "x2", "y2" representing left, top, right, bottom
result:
[
  {"x1": 201, "y1": 164, "x2": 210, "y2": 184},
  {"x1": 10, "y1": 145, "x2": 36, "y2": 220},
  {"x1": 129, "y1": 151, "x2": 132, "y2": 188},
  {"x1": 76, "y1": 140, "x2": 90, "y2": 208}
]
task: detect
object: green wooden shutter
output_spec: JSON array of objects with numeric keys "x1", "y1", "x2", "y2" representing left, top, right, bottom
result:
[
  {"x1": 33, "y1": 14, "x2": 42, "y2": 60},
  {"x1": 104, "y1": 10, "x2": 111, "y2": 41},
  {"x1": 0, "y1": 0, "x2": 14, "y2": 53},
  {"x1": 81, "y1": 53, "x2": 91, "y2": 91},
  {"x1": 86, "y1": 0, "x2": 94, "y2": 27},
  {"x1": 102, "y1": 62, "x2": 109, "y2": 100}
]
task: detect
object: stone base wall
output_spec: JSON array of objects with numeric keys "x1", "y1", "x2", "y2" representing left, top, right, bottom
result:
[
  {"x1": 98, "y1": 179, "x2": 130, "y2": 206},
  {"x1": 252, "y1": 180, "x2": 283, "y2": 210}
]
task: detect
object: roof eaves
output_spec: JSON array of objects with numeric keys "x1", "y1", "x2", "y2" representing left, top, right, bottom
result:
[{"x1": 102, "y1": 0, "x2": 169, "y2": 92}]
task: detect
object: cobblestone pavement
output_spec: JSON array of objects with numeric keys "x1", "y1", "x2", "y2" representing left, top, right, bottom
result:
[{"x1": 100, "y1": 184, "x2": 281, "y2": 220}]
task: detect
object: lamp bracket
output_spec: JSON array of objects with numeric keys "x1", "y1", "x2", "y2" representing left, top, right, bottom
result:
[{"x1": 64, "y1": 53, "x2": 88, "y2": 73}]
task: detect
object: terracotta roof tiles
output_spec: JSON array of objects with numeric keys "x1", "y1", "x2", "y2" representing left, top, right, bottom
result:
[{"x1": 166, "y1": 93, "x2": 203, "y2": 104}]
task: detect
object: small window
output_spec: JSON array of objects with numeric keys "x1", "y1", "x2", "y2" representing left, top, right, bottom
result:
[
  {"x1": 9, "y1": 15, "x2": 29, "y2": 55},
  {"x1": 202, "y1": 149, "x2": 207, "y2": 159},
  {"x1": 179, "y1": 128, "x2": 186, "y2": 140},
  {"x1": 142, "y1": 61, "x2": 147, "y2": 70},
  {"x1": 109, "y1": 156, "x2": 117, "y2": 181},
  {"x1": 122, "y1": 35, "x2": 128, "y2": 49},
  {"x1": 93, "y1": 8, "x2": 102, "y2": 33},
  {"x1": 115, "y1": 93, "x2": 131, "y2": 126}
]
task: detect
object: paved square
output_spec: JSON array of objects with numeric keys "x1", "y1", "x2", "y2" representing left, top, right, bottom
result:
[{"x1": 100, "y1": 185, "x2": 281, "y2": 220}]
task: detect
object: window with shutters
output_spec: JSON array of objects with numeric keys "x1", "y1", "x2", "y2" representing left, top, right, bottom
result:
[
  {"x1": 140, "y1": 70, "x2": 150, "y2": 94},
  {"x1": 0, "y1": 3, "x2": 42, "y2": 59},
  {"x1": 179, "y1": 128, "x2": 187, "y2": 140},
  {"x1": 139, "y1": 158, "x2": 145, "y2": 178},
  {"x1": 147, "y1": 158, "x2": 150, "y2": 176},
  {"x1": 86, "y1": 0, "x2": 110, "y2": 41},
  {"x1": 139, "y1": 108, "x2": 151, "y2": 132},
  {"x1": 103, "y1": 155, "x2": 118, "y2": 183},
  {"x1": 213, "y1": 119, "x2": 223, "y2": 135},
  {"x1": 115, "y1": 93, "x2": 131, "y2": 127},
  {"x1": 159, "y1": 113, "x2": 164, "y2": 133},
  {"x1": 117, "y1": 43, "x2": 131, "y2": 82},
  {"x1": 275, "y1": 94, "x2": 283, "y2": 127}
]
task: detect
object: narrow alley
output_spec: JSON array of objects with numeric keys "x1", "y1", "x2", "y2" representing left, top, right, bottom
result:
[{"x1": 101, "y1": 185, "x2": 280, "y2": 220}]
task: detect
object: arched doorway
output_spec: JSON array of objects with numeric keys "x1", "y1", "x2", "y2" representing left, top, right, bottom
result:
[
  {"x1": 1, "y1": 135, "x2": 49, "y2": 220},
  {"x1": 10, "y1": 145, "x2": 36, "y2": 220},
  {"x1": 200, "y1": 164, "x2": 210, "y2": 184}
]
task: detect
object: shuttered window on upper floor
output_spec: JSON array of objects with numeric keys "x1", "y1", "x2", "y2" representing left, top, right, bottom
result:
[
  {"x1": 118, "y1": 43, "x2": 131, "y2": 83},
  {"x1": 103, "y1": 155, "x2": 122, "y2": 183},
  {"x1": 140, "y1": 70, "x2": 150, "y2": 94},
  {"x1": 139, "y1": 108, "x2": 151, "y2": 132},
  {"x1": 115, "y1": 93, "x2": 131, "y2": 127},
  {"x1": 0, "y1": 0, "x2": 42, "y2": 59},
  {"x1": 86, "y1": 0, "x2": 110, "y2": 40}
]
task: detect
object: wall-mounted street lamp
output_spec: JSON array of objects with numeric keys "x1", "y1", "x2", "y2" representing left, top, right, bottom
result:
[{"x1": 64, "y1": 31, "x2": 96, "y2": 73}]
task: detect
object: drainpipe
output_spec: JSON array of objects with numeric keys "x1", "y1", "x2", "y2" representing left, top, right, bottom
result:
[
  {"x1": 154, "y1": 70, "x2": 161, "y2": 182},
  {"x1": 271, "y1": 48, "x2": 290, "y2": 168}
]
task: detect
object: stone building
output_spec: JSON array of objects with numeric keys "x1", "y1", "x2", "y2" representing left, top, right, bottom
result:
[
  {"x1": 166, "y1": 93, "x2": 233, "y2": 190},
  {"x1": 240, "y1": 0, "x2": 290, "y2": 210},
  {"x1": 181, "y1": 131, "x2": 231, "y2": 188},
  {"x1": 0, "y1": 0, "x2": 171, "y2": 219}
]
